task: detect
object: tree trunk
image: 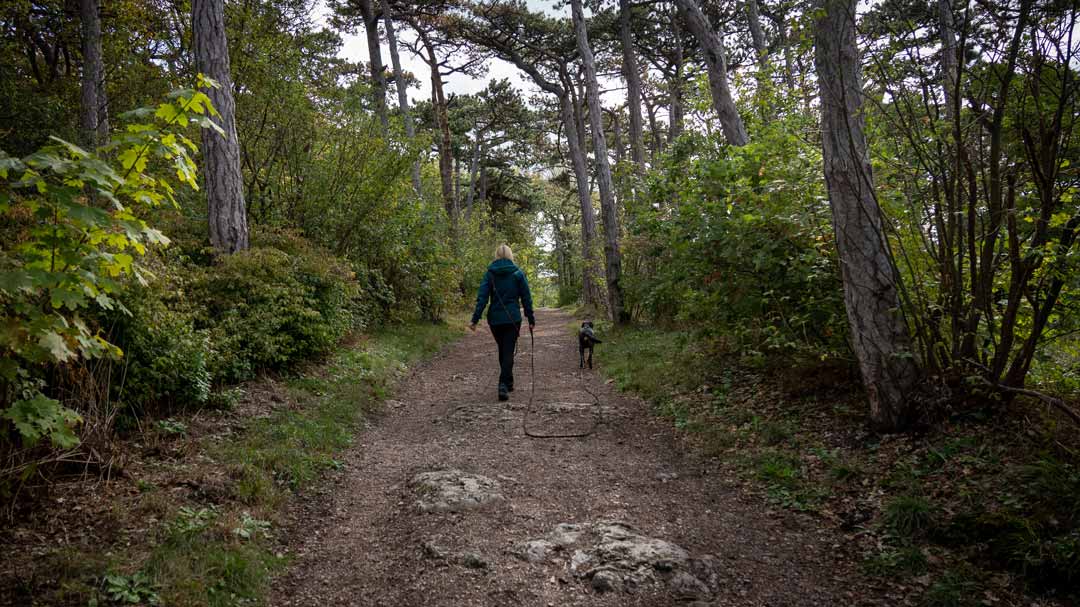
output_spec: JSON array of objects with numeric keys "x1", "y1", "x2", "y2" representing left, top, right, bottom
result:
[
  {"x1": 745, "y1": 0, "x2": 767, "y2": 65},
  {"x1": 358, "y1": 0, "x2": 389, "y2": 131},
  {"x1": 814, "y1": 0, "x2": 919, "y2": 431},
  {"x1": 778, "y1": 13, "x2": 797, "y2": 91},
  {"x1": 383, "y1": 3, "x2": 421, "y2": 195},
  {"x1": 192, "y1": 0, "x2": 250, "y2": 254},
  {"x1": 610, "y1": 109, "x2": 624, "y2": 165},
  {"x1": 668, "y1": 5, "x2": 685, "y2": 143},
  {"x1": 571, "y1": 0, "x2": 627, "y2": 324},
  {"x1": 937, "y1": 0, "x2": 959, "y2": 115},
  {"x1": 79, "y1": 0, "x2": 108, "y2": 149},
  {"x1": 561, "y1": 94, "x2": 600, "y2": 309},
  {"x1": 465, "y1": 134, "x2": 481, "y2": 220},
  {"x1": 420, "y1": 31, "x2": 454, "y2": 218},
  {"x1": 619, "y1": 0, "x2": 647, "y2": 171},
  {"x1": 643, "y1": 93, "x2": 664, "y2": 159},
  {"x1": 676, "y1": 0, "x2": 749, "y2": 146}
]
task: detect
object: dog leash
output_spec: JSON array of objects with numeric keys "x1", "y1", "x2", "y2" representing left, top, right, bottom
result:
[
  {"x1": 521, "y1": 326, "x2": 603, "y2": 439},
  {"x1": 484, "y1": 271, "x2": 603, "y2": 439}
]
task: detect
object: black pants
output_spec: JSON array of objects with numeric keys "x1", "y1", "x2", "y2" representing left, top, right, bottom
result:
[{"x1": 490, "y1": 322, "x2": 521, "y2": 389}]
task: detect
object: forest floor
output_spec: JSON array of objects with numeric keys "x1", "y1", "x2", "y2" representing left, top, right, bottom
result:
[
  {"x1": 270, "y1": 308, "x2": 901, "y2": 606},
  {"x1": 6, "y1": 308, "x2": 1071, "y2": 606}
]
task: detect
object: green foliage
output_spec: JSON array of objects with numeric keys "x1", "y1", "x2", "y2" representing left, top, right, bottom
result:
[
  {"x1": 168, "y1": 506, "x2": 219, "y2": 537},
  {"x1": 0, "y1": 78, "x2": 221, "y2": 451},
  {"x1": 884, "y1": 495, "x2": 935, "y2": 540},
  {"x1": 155, "y1": 419, "x2": 188, "y2": 437},
  {"x1": 190, "y1": 244, "x2": 359, "y2": 383},
  {"x1": 863, "y1": 546, "x2": 929, "y2": 578},
  {"x1": 627, "y1": 118, "x2": 846, "y2": 361},
  {"x1": 115, "y1": 277, "x2": 212, "y2": 413},
  {"x1": 232, "y1": 513, "x2": 271, "y2": 541},
  {"x1": 103, "y1": 572, "x2": 161, "y2": 605}
]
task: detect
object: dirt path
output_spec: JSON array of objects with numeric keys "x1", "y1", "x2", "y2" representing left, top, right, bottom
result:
[{"x1": 272, "y1": 308, "x2": 888, "y2": 606}]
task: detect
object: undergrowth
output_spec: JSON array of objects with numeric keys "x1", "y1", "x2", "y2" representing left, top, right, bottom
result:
[
  {"x1": 29, "y1": 319, "x2": 462, "y2": 607},
  {"x1": 593, "y1": 322, "x2": 1080, "y2": 605}
]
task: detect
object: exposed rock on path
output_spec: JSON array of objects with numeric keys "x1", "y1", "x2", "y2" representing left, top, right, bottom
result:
[
  {"x1": 413, "y1": 470, "x2": 504, "y2": 513},
  {"x1": 271, "y1": 309, "x2": 890, "y2": 606}
]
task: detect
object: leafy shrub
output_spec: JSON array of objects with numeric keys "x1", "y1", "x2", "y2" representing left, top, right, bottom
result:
[
  {"x1": 0, "y1": 78, "x2": 221, "y2": 453},
  {"x1": 113, "y1": 279, "x2": 211, "y2": 414},
  {"x1": 190, "y1": 245, "x2": 359, "y2": 383},
  {"x1": 626, "y1": 123, "x2": 846, "y2": 361}
]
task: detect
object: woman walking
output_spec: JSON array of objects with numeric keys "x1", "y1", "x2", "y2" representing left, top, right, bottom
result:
[{"x1": 470, "y1": 244, "x2": 535, "y2": 401}]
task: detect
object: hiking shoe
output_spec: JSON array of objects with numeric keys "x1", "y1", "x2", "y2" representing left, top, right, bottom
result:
[{"x1": 498, "y1": 384, "x2": 509, "y2": 401}]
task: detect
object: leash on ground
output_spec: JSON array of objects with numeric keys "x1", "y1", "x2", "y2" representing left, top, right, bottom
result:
[
  {"x1": 483, "y1": 271, "x2": 603, "y2": 438},
  {"x1": 520, "y1": 326, "x2": 603, "y2": 439}
]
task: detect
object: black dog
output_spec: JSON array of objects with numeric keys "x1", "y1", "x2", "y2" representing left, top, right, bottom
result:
[{"x1": 578, "y1": 321, "x2": 602, "y2": 369}]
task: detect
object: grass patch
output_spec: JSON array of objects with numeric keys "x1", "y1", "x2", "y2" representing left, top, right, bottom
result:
[
  {"x1": 922, "y1": 566, "x2": 983, "y2": 607},
  {"x1": 136, "y1": 319, "x2": 463, "y2": 606},
  {"x1": 863, "y1": 545, "x2": 929, "y2": 577},
  {"x1": 592, "y1": 321, "x2": 1080, "y2": 602},
  {"x1": 884, "y1": 495, "x2": 936, "y2": 540}
]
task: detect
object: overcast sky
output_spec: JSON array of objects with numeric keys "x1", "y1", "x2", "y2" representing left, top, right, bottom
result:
[{"x1": 314, "y1": 0, "x2": 618, "y2": 105}]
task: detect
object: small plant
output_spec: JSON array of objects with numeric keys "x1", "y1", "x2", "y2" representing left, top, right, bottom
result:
[
  {"x1": 884, "y1": 495, "x2": 935, "y2": 540},
  {"x1": 155, "y1": 419, "x2": 187, "y2": 436},
  {"x1": 207, "y1": 387, "x2": 245, "y2": 410},
  {"x1": 168, "y1": 506, "x2": 217, "y2": 536},
  {"x1": 758, "y1": 419, "x2": 795, "y2": 446},
  {"x1": 922, "y1": 567, "x2": 981, "y2": 607},
  {"x1": 102, "y1": 571, "x2": 160, "y2": 605},
  {"x1": 755, "y1": 450, "x2": 802, "y2": 488},
  {"x1": 863, "y1": 545, "x2": 929, "y2": 577},
  {"x1": 232, "y1": 512, "x2": 271, "y2": 540}
]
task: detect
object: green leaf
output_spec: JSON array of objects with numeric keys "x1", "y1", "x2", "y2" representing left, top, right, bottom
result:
[
  {"x1": 39, "y1": 330, "x2": 76, "y2": 362},
  {"x1": 155, "y1": 102, "x2": 179, "y2": 123}
]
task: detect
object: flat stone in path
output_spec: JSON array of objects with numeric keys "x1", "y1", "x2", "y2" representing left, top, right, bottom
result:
[
  {"x1": 513, "y1": 520, "x2": 720, "y2": 599},
  {"x1": 412, "y1": 469, "x2": 503, "y2": 513}
]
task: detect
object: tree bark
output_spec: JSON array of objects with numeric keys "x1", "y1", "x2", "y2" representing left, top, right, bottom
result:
[
  {"x1": 358, "y1": 0, "x2": 390, "y2": 131},
  {"x1": 814, "y1": 0, "x2": 919, "y2": 431},
  {"x1": 609, "y1": 109, "x2": 624, "y2": 165},
  {"x1": 937, "y1": 0, "x2": 959, "y2": 122},
  {"x1": 745, "y1": 0, "x2": 767, "y2": 65},
  {"x1": 571, "y1": 0, "x2": 627, "y2": 324},
  {"x1": 676, "y1": 0, "x2": 749, "y2": 146},
  {"x1": 619, "y1": 0, "x2": 647, "y2": 171},
  {"x1": 79, "y1": 0, "x2": 108, "y2": 149},
  {"x1": 383, "y1": 3, "x2": 421, "y2": 195},
  {"x1": 561, "y1": 94, "x2": 600, "y2": 309},
  {"x1": 668, "y1": 5, "x2": 685, "y2": 143},
  {"x1": 193, "y1": 0, "x2": 250, "y2": 254},
  {"x1": 419, "y1": 30, "x2": 455, "y2": 218}
]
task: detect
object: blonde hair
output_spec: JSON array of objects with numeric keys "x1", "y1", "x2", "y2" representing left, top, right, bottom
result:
[{"x1": 495, "y1": 243, "x2": 514, "y2": 261}]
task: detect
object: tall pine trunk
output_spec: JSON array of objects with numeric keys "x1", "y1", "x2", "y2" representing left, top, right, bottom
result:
[
  {"x1": 419, "y1": 30, "x2": 455, "y2": 218},
  {"x1": 745, "y1": 0, "x2": 767, "y2": 65},
  {"x1": 79, "y1": 0, "x2": 108, "y2": 149},
  {"x1": 676, "y1": 0, "x2": 749, "y2": 146},
  {"x1": 814, "y1": 0, "x2": 919, "y2": 431},
  {"x1": 618, "y1": 0, "x2": 646, "y2": 171},
  {"x1": 383, "y1": 3, "x2": 421, "y2": 195},
  {"x1": 193, "y1": 0, "x2": 249, "y2": 254},
  {"x1": 560, "y1": 94, "x2": 601, "y2": 309},
  {"x1": 358, "y1": 0, "x2": 389, "y2": 131},
  {"x1": 571, "y1": 0, "x2": 627, "y2": 324},
  {"x1": 668, "y1": 5, "x2": 685, "y2": 143}
]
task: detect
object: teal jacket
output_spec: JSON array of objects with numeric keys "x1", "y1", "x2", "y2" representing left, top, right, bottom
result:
[{"x1": 472, "y1": 259, "x2": 535, "y2": 326}]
